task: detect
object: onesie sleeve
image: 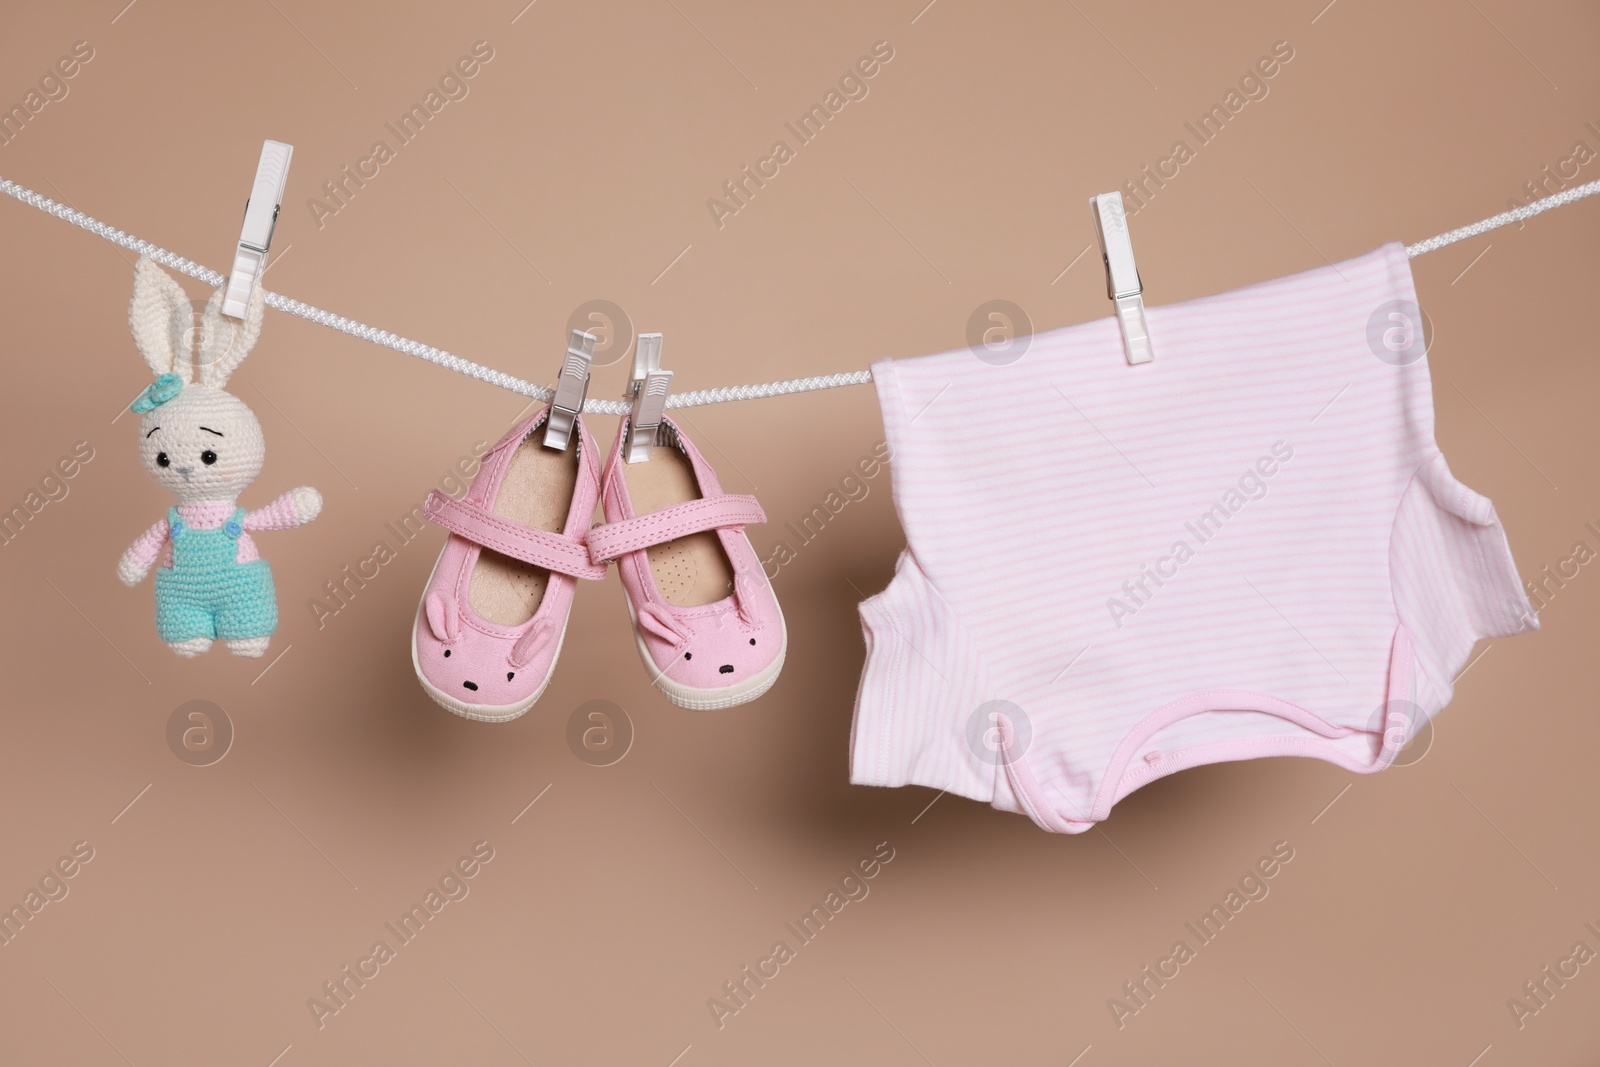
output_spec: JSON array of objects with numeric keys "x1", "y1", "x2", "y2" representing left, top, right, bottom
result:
[
  {"x1": 851, "y1": 548, "x2": 1002, "y2": 803},
  {"x1": 1389, "y1": 451, "x2": 1539, "y2": 715}
]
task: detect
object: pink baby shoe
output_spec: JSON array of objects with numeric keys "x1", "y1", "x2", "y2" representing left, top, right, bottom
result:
[
  {"x1": 411, "y1": 406, "x2": 606, "y2": 721},
  {"x1": 587, "y1": 417, "x2": 785, "y2": 710}
]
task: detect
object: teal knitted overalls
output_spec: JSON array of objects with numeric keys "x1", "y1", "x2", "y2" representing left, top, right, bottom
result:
[{"x1": 154, "y1": 507, "x2": 278, "y2": 642}]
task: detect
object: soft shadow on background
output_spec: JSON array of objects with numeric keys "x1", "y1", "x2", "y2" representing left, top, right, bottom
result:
[{"x1": 0, "y1": 1, "x2": 1596, "y2": 1064}]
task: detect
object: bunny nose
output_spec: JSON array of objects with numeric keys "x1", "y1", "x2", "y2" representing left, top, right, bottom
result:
[
  {"x1": 175, "y1": 465, "x2": 193, "y2": 474},
  {"x1": 719, "y1": 664, "x2": 734, "y2": 674}
]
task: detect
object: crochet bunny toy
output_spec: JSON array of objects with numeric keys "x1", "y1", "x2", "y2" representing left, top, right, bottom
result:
[{"x1": 116, "y1": 257, "x2": 321, "y2": 657}]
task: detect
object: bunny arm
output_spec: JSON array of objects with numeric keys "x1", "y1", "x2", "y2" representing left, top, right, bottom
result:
[
  {"x1": 117, "y1": 489, "x2": 322, "y2": 586},
  {"x1": 244, "y1": 487, "x2": 323, "y2": 530},
  {"x1": 118, "y1": 517, "x2": 171, "y2": 586},
  {"x1": 229, "y1": 489, "x2": 322, "y2": 563}
]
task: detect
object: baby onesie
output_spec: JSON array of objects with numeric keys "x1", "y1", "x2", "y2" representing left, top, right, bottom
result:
[{"x1": 851, "y1": 243, "x2": 1537, "y2": 833}]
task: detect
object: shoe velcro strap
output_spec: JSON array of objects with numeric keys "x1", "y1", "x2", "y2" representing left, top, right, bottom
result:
[
  {"x1": 587, "y1": 494, "x2": 765, "y2": 564},
  {"x1": 424, "y1": 490, "x2": 607, "y2": 580}
]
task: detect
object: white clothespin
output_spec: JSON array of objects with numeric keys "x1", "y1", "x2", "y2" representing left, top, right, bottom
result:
[
  {"x1": 1089, "y1": 191, "x2": 1153, "y2": 365},
  {"x1": 544, "y1": 330, "x2": 596, "y2": 450},
  {"x1": 625, "y1": 333, "x2": 673, "y2": 464},
  {"x1": 221, "y1": 140, "x2": 294, "y2": 319}
]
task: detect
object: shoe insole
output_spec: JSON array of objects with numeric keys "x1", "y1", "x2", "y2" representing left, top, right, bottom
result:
[
  {"x1": 622, "y1": 444, "x2": 736, "y2": 607},
  {"x1": 468, "y1": 431, "x2": 579, "y2": 626}
]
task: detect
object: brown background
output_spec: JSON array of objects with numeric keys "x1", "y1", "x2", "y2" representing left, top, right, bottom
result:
[{"x1": 1, "y1": 0, "x2": 1597, "y2": 1063}]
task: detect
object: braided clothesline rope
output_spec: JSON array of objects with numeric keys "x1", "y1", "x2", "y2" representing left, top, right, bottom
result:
[
  {"x1": 1402, "y1": 179, "x2": 1600, "y2": 257},
  {"x1": 3, "y1": 175, "x2": 1597, "y2": 413}
]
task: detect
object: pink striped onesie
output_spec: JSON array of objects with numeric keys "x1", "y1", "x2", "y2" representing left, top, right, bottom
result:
[{"x1": 851, "y1": 243, "x2": 1538, "y2": 833}]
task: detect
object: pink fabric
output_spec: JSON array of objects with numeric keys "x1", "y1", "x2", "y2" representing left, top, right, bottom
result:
[
  {"x1": 587, "y1": 493, "x2": 765, "y2": 563},
  {"x1": 423, "y1": 489, "x2": 606, "y2": 580},
  {"x1": 851, "y1": 242, "x2": 1539, "y2": 833},
  {"x1": 125, "y1": 493, "x2": 305, "y2": 569},
  {"x1": 412, "y1": 406, "x2": 603, "y2": 718},
  {"x1": 599, "y1": 418, "x2": 784, "y2": 693}
]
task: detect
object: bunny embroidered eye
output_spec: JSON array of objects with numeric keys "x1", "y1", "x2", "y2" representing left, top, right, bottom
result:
[
  {"x1": 201, "y1": 450, "x2": 218, "y2": 465},
  {"x1": 156, "y1": 451, "x2": 170, "y2": 468}
]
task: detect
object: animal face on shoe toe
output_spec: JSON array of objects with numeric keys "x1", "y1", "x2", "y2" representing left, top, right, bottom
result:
[
  {"x1": 422, "y1": 640, "x2": 526, "y2": 704},
  {"x1": 674, "y1": 632, "x2": 771, "y2": 685}
]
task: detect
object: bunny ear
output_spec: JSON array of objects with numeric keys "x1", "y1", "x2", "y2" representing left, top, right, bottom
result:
[
  {"x1": 196, "y1": 282, "x2": 264, "y2": 388},
  {"x1": 637, "y1": 602, "x2": 687, "y2": 645},
  {"x1": 129, "y1": 257, "x2": 194, "y2": 381},
  {"x1": 424, "y1": 592, "x2": 461, "y2": 643}
]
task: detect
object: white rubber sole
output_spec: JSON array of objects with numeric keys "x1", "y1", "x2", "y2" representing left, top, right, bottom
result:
[
  {"x1": 622, "y1": 583, "x2": 787, "y2": 711},
  {"x1": 409, "y1": 554, "x2": 568, "y2": 724}
]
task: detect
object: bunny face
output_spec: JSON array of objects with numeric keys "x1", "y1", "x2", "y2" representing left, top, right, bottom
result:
[
  {"x1": 128, "y1": 256, "x2": 269, "y2": 504},
  {"x1": 636, "y1": 592, "x2": 783, "y2": 690},
  {"x1": 138, "y1": 385, "x2": 264, "y2": 504}
]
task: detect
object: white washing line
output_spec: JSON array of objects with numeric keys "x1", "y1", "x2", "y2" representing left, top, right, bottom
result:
[{"x1": 2, "y1": 176, "x2": 1596, "y2": 413}]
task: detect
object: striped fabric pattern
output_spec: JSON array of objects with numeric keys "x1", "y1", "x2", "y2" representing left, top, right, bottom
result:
[{"x1": 851, "y1": 243, "x2": 1538, "y2": 833}]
